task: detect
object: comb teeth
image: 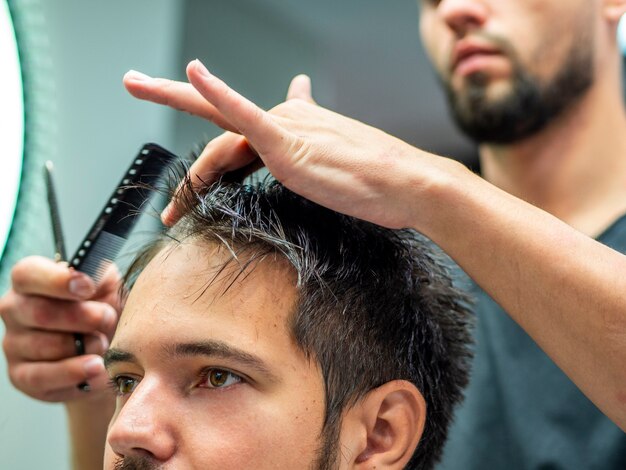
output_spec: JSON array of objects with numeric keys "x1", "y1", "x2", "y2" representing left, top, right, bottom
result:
[
  {"x1": 72, "y1": 231, "x2": 126, "y2": 283},
  {"x1": 68, "y1": 143, "x2": 178, "y2": 285}
]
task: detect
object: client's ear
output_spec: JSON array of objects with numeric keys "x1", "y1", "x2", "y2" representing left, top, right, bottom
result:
[{"x1": 341, "y1": 380, "x2": 426, "y2": 469}]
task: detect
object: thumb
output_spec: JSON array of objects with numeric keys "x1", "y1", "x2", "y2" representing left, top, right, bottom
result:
[{"x1": 287, "y1": 74, "x2": 315, "y2": 103}]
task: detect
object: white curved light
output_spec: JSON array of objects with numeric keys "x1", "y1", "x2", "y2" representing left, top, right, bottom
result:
[
  {"x1": 0, "y1": 1, "x2": 24, "y2": 260},
  {"x1": 619, "y1": 14, "x2": 626, "y2": 54}
]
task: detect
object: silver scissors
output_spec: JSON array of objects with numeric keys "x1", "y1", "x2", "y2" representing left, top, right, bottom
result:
[{"x1": 44, "y1": 161, "x2": 90, "y2": 391}]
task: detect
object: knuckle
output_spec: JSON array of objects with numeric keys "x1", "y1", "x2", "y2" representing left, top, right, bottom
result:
[
  {"x1": 11, "y1": 260, "x2": 33, "y2": 290},
  {"x1": 86, "y1": 335, "x2": 106, "y2": 355},
  {"x1": 287, "y1": 138, "x2": 309, "y2": 165},
  {"x1": 155, "y1": 78, "x2": 175, "y2": 99},
  {"x1": 272, "y1": 99, "x2": 307, "y2": 117},
  {"x1": 87, "y1": 314, "x2": 102, "y2": 331},
  {"x1": 8, "y1": 364, "x2": 50, "y2": 401},
  {"x1": 268, "y1": 138, "x2": 306, "y2": 183},
  {"x1": 38, "y1": 334, "x2": 69, "y2": 360},
  {"x1": 2, "y1": 333, "x2": 15, "y2": 356},
  {"x1": 270, "y1": 100, "x2": 289, "y2": 114},
  {"x1": 31, "y1": 301, "x2": 55, "y2": 328},
  {"x1": 7, "y1": 366, "x2": 20, "y2": 389},
  {"x1": 10, "y1": 364, "x2": 39, "y2": 390},
  {"x1": 288, "y1": 98, "x2": 309, "y2": 109},
  {"x1": 82, "y1": 305, "x2": 104, "y2": 331},
  {"x1": 0, "y1": 294, "x2": 12, "y2": 322}
]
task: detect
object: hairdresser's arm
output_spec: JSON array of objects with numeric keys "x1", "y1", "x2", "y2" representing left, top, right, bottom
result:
[
  {"x1": 0, "y1": 257, "x2": 119, "y2": 470},
  {"x1": 124, "y1": 61, "x2": 626, "y2": 430}
]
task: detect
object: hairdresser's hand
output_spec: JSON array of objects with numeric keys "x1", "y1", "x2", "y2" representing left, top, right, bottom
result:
[
  {"x1": 124, "y1": 61, "x2": 460, "y2": 230},
  {"x1": 124, "y1": 69, "x2": 239, "y2": 133},
  {"x1": 0, "y1": 256, "x2": 120, "y2": 403}
]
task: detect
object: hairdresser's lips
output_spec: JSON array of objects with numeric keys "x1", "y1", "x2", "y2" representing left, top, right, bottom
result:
[{"x1": 451, "y1": 39, "x2": 508, "y2": 77}]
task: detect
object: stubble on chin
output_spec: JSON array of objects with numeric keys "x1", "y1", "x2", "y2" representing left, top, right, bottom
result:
[{"x1": 441, "y1": 32, "x2": 593, "y2": 144}]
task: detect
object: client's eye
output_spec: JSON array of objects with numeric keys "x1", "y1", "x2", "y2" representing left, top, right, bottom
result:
[
  {"x1": 200, "y1": 368, "x2": 242, "y2": 389},
  {"x1": 109, "y1": 376, "x2": 139, "y2": 396}
]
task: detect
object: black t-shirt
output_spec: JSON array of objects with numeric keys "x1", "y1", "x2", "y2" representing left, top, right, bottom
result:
[{"x1": 438, "y1": 214, "x2": 626, "y2": 470}]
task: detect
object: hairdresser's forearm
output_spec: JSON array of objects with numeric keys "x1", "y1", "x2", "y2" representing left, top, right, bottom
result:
[
  {"x1": 412, "y1": 162, "x2": 626, "y2": 430},
  {"x1": 65, "y1": 392, "x2": 114, "y2": 470}
]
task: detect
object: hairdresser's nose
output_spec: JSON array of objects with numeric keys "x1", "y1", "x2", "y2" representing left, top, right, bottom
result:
[
  {"x1": 107, "y1": 377, "x2": 177, "y2": 462},
  {"x1": 438, "y1": 0, "x2": 489, "y2": 36}
]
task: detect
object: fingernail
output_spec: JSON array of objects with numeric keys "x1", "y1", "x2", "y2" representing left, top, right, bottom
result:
[
  {"x1": 101, "y1": 306, "x2": 117, "y2": 332},
  {"x1": 68, "y1": 273, "x2": 96, "y2": 298},
  {"x1": 125, "y1": 69, "x2": 151, "y2": 81},
  {"x1": 194, "y1": 59, "x2": 211, "y2": 78},
  {"x1": 83, "y1": 356, "x2": 104, "y2": 377}
]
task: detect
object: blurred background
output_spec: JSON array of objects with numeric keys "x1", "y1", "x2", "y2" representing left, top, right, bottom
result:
[{"x1": 0, "y1": 0, "x2": 624, "y2": 467}]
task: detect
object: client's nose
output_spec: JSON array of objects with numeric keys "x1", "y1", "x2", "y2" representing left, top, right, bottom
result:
[{"x1": 107, "y1": 377, "x2": 177, "y2": 462}]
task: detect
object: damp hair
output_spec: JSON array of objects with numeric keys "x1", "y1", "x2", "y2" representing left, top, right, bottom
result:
[{"x1": 123, "y1": 166, "x2": 473, "y2": 470}]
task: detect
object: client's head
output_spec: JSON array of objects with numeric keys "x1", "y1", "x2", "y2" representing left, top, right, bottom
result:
[{"x1": 103, "y1": 178, "x2": 472, "y2": 470}]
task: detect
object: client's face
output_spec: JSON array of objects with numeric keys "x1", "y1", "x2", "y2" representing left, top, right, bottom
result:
[{"x1": 103, "y1": 242, "x2": 330, "y2": 469}]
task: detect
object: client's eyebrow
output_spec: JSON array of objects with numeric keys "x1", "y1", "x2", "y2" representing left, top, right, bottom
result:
[
  {"x1": 103, "y1": 348, "x2": 134, "y2": 368},
  {"x1": 104, "y1": 340, "x2": 280, "y2": 383}
]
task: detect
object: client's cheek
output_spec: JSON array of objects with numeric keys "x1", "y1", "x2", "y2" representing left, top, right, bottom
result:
[{"x1": 187, "y1": 399, "x2": 324, "y2": 469}]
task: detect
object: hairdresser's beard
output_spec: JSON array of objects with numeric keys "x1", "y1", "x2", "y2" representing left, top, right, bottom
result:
[{"x1": 443, "y1": 38, "x2": 594, "y2": 144}]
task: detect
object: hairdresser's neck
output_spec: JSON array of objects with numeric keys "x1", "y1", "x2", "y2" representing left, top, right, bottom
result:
[{"x1": 479, "y1": 70, "x2": 626, "y2": 237}]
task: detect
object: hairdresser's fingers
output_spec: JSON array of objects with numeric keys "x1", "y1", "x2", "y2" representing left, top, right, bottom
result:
[
  {"x1": 9, "y1": 256, "x2": 96, "y2": 301},
  {"x1": 1, "y1": 292, "x2": 118, "y2": 336},
  {"x1": 163, "y1": 75, "x2": 314, "y2": 225},
  {"x1": 189, "y1": 132, "x2": 257, "y2": 183},
  {"x1": 123, "y1": 71, "x2": 238, "y2": 133},
  {"x1": 93, "y1": 263, "x2": 124, "y2": 320},
  {"x1": 3, "y1": 330, "x2": 108, "y2": 362},
  {"x1": 43, "y1": 372, "x2": 112, "y2": 402},
  {"x1": 7, "y1": 355, "x2": 108, "y2": 402},
  {"x1": 286, "y1": 74, "x2": 316, "y2": 103},
  {"x1": 186, "y1": 60, "x2": 296, "y2": 160},
  {"x1": 193, "y1": 134, "x2": 266, "y2": 183},
  {"x1": 161, "y1": 132, "x2": 259, "y2": 225}
]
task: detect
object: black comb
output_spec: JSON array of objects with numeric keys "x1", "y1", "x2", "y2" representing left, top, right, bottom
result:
[{"x1": 69, "y1": 143, "x2": 177, "y2": 282}]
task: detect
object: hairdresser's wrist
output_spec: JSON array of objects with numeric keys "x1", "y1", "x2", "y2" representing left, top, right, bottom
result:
[
  {"x1": 402, "y1": 152, "x2": 475, "y2": 236},
  {"x1": 65, "y1": 387, "x2": 115, "y2": 426},
  {"x1": 407, "y1": 153, "x2": 518, "y2": 260},
  {"x1": 65, "y1": 390, "x2": 114, "y2": 470}
]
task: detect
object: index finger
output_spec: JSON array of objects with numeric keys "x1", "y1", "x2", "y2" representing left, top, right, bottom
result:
[
  {"x1": 10, "y1": 256, "x2": 96, "y2": 301},
  {"x1": 123, "y1": 71, "x2": 239, "y2": 133},
  {"x1": 185, "y1": 60, "x2": 293, "y2": 159}
]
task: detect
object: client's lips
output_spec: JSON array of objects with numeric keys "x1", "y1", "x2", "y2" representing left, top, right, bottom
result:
[{"x1": 451, "y1": 40, "x2": 503, "y2": 75}]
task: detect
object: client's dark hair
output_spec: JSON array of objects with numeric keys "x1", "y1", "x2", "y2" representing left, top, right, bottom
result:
[{"x1": 124, "y1": 175, "x2": 472, "y2": 470}]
